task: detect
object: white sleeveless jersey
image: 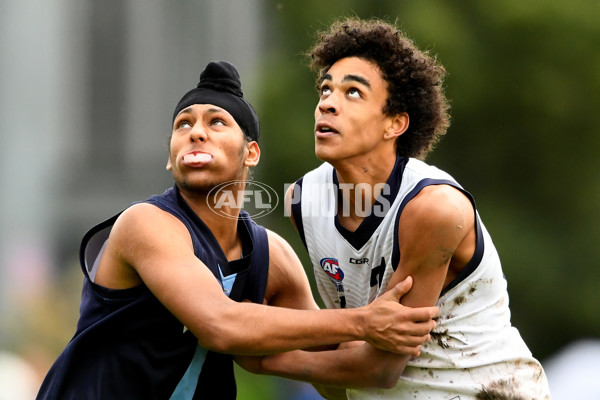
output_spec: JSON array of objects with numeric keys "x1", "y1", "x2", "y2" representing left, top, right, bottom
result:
[{"x1": 293, "y1": 157, "x2": 550, "y2": 399}]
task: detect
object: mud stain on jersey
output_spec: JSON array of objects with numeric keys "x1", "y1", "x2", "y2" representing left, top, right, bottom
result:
[
  {"x1": 453, "y1": 294, "x2": 466, "y2": 306},
  {"x1": 468, "y1": 283, "x2": 477, "y2": 295},
  {"x1": 476, "y1": 377, "x2": 525, "y2": 400},
  {"x1": 430, "y1": 329, "x2": 450, "y2": 348}
]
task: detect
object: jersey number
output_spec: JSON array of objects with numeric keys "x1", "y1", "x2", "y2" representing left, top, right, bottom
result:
[{"x1": 370, "y1": 257, "x2": 386, "y2": 288}]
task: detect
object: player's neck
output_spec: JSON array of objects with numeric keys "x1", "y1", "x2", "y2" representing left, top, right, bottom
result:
[
  {"x1": 333, "y1": 152, "x2": 396, "y2": 232},
  {"x1": 333, "y1": 151, "x2": 396, "y2": 191},
  {"x1": 179, "y1": 189, "x2": 243, "y2": 260}
]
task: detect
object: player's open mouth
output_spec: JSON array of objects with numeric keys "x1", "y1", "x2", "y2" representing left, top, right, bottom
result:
[
  {"x1": 182, "y1": 152, "x2": 213, "y2": 166},
  {"x1": 315, "y1": 122, "x2": 339, "y2": 137}
]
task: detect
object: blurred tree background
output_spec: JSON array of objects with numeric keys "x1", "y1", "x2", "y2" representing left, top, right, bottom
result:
[{"x1": 1, "y1": 0, "x2": 598, "y2": 398}]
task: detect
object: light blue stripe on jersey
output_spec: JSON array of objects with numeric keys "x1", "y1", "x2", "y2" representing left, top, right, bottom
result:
[
  {"x1": 219, "y1": 266, "x2": 237, "y2": 296},
  {"x1": 169, "y1": 265, "x2": 237, "y2": 399},
  {"x1": 169, "y1": 345, "x2": 208, "y2": 400}
]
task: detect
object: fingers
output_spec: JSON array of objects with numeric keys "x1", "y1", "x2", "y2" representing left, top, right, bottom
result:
[
  {"x1": 384, "y1": 276, "x2": 413, "y2": 302},
  {"x1": 399, "y1": 334, "x2": 431, "y2": 347},
  {"x1": 402, "y1": 346, "x2": 421, "y2": 357},
  {"x1": 407, "y1": 319, "x2": 437, "y2": 336},
  {"x1": 380, "y1": 331, "x2": 433, "y2": 356},
  {"x1": 396, "y1": 306, "x2": 438, "y2": 336},
  {"x1": 395, "y1": 343, "x2": 423, "y2": 358},
  {"x1": 393, "y1": 276, "x2": 413, "y2": 299},
  {"x1": 398, "y1": 331, "x2": 435, "y2": 356},
  {"x1": 410, "y1": 305, "x2": 439, "y2": 323}
]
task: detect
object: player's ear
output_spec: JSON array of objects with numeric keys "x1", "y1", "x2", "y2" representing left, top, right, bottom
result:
[
  {"x1": 166, "y1": 157, "x2": 172, "y2": 171},
  {"x1": 244, "y1": 141, "x2": 260, "y2": 167},
  {"x1": 384, "y1": 112, "x2": 409, "y2": 140}
]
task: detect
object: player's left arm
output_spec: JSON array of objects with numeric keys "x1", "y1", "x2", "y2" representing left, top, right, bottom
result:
[{"x1": 239, "y1": 184, "x2": 474, "y2": 391}]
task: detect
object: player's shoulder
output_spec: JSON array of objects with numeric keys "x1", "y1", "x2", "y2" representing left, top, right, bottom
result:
[
  {"x1": 266, "y1": 228, "x2": 304, "y2": 269},
  {"x1": 417, "y1": 183, "x2": 467, "y2": 201},
  {"x1": 404, "y1": 184, "x2": 474, "y2": 231},
  {"x1": 265, "y1": 229, "x2": 294, "y2": 256},
  {"x1": 112, "y1": 202, "x2": 187, "y2": 243},
  {"x1": 286, "y1": 162, "x2": 334, "y2": 213},
  {"x1": 117, "y1": 202, "x2": 174, "y2": 224},
  {"x1": 405, "y1": 157, "x2": 455, "y2": 180}
]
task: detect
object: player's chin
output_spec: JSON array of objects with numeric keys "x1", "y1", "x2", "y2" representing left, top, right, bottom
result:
[
  {"x1": 176, "y1": 176, "x2": 219, "y2": 193},
  {"x1": 314, "y1": 145, "x2": 340, "y2": 163}
]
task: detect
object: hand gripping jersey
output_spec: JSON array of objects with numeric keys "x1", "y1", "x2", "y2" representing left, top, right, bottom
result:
[
  {"x1": 37, "y1": 186, "x2": 269, "y2": 400},
  {"x1": 291, "y1": 157, "x2": 550, "y2": 400}
]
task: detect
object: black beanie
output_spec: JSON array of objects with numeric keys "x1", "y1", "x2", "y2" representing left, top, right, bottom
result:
[{"x1": 172, "y1": 61, "x2": 260, "y2": 142}]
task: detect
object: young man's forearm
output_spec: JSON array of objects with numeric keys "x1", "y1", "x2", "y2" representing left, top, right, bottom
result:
[
  {"x1": 194, "y1": 281, "x2": 435, "y2": 356},
  {"x1": 256, "y1": 344, "x2": 410, "y2": 388},
  {"x1": 198, "y1": 301, "x2": 367, "y2": 355}
]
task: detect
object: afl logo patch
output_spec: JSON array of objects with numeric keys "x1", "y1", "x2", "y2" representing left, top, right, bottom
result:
[{"x1": 320, "y1": 258, "x2": 344, "y2": 282}]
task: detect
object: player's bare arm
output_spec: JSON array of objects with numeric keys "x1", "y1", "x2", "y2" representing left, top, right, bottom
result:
[
  {"x1": 260, "y1": 228, "x2": 436, "y2": 350},
  {"x1": 285, "y1": 182, "x2": 438, "y2": 346},
  {"x1": 336, "y1": 183, "x2": 477, "y2": 383},
  {"x1": 235, "y1": 186, "x2": 440, "y2": 390},
  {"x1": 95, "y1": 202, "x2": 435, "y2": 356},
  {"x1": 246, "y1": 184, "x2": 474, "y2": 391},
  {"x1": 301, "y1": 184, "x2": 475, "y2": 388},
  {"x1": 243, "y1": 279, "x2": 422, "y2": 390}
]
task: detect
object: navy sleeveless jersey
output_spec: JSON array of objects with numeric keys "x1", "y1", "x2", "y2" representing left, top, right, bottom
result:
[{"x1": 36, "y1": 186, "x2": 270, "y2": 400}]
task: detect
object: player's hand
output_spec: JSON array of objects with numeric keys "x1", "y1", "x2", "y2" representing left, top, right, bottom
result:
[{"x1": 363, "y1": 276, "x2": 438, "y2": 356}]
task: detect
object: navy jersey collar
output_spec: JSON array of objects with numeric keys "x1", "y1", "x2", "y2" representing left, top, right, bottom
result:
[
  {"x1": 174, "y1": 185, "x2": 254, "y2": 275},
  {"x1": 333, "y1": 156, "x2": 408, "y2": 250}
]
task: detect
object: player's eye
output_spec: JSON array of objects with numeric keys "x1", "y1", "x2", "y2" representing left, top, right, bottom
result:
[
  {"x1": 210, "y1": 118, "x2": 226, "y2": 126},
  {"x1": 348, "y1": 88, "x2": 362, "y2": 98},
  {"x1": 320, "y1": 85, "x2": 332, "y2": 96},
  {"x1": 176, "y1": 120, "x2": 192, "y2": 129}
]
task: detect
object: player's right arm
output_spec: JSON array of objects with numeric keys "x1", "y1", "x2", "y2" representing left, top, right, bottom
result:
[
  {"x1": 94, "y1": 203, "x2": 437, "y2": 356},
  {"x1": 235, "y1": 184, "x2": 434, "y2": 391},
  {"x1": 261, "y1": 229, "x2": 434, "y2": 354},
  {"x1": 235, "y1": 230, "x2": 433, "y2": 391},
  {"x1": 283, "y1": 182, "x2": 438, "y2": 352}
]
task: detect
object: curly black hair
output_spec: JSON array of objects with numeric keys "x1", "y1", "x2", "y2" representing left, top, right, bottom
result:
[{"x1": 307, "y1": 18, "x2": 450, "y2": 159}]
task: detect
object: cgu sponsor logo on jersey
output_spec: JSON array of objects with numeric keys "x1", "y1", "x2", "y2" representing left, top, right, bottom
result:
[{"x1": 320, "y1": 258, "x2": 344, "y2": 282}]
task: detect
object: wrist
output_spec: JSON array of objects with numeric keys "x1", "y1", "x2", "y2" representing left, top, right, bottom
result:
[
  {"x1": 261, "y1": 351, "x2": 300, "y2": 378},
  {"x1": 351, "y1": 307, "x2": 368, "y2": 342},
  {"x1": 259, "y1": 354, "x2": 275, "y2": 375}
]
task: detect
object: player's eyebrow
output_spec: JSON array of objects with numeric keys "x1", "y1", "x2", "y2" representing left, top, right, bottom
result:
[
  {"x1": 321, "y1": 73, "x2": 372, "y2": 90},
  {"x1": 342, "y1": 74, "x2": 372, "y2": 89},
  {"x1": 204, "y1": 107, "x2": 226, "y2": 115},
  {"x1": 178, "y1": 106, "x2": 227, "y2": 116},
  {"x1": 179, "y1": 106, "x2": 194, "y2": 116}
]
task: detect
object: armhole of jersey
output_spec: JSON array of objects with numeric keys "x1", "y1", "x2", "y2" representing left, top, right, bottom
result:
[
  {"x1": 79, "y1": 212, "x2": 122, "y2": 282},
  {"x1": 441, "y1": 216, "x2": 484, "y2": 295},
  {"x1": 79, "y1": 211, "x2": 149, "y2": 300},
  {"x1": 290, "y1": 178, "x2": 307, "y2": 250},
  {"x1": 392, "y1": 178, "x2": 484, "y2": 294},
  {"x1": 80, "y1": 202, "x2": 183, "y2": 300},
  {"x1": 247, "y1": 223, "x2": 270, "y2": 303}
]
